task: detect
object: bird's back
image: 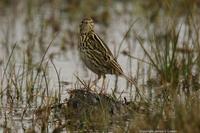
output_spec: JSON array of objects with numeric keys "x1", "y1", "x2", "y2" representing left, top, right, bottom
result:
[{"x1": 79, "y1": 31, "x2": 123, "y2": 76}]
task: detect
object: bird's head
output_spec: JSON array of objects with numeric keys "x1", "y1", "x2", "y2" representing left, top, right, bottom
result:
[{"x1": 80, "y1": 17, "x2": 94, "y2": 34}]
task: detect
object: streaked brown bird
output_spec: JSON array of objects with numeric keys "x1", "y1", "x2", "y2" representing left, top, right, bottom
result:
[
  {"x1": 79, "y1": 17, "x2": 124, "y2": 81},
  {"x1": 79, "y1": 18, "x2": 145, "y2": 100}
]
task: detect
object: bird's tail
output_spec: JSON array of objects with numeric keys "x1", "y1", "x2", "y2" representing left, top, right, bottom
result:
[{"x1": 121, "y1": 73, "x2": 136, "y2": 85}]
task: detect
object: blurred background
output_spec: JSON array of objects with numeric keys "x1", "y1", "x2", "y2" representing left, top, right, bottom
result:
[{"x1": 1, "y1": 0, "x2": 199, "y2": 92}]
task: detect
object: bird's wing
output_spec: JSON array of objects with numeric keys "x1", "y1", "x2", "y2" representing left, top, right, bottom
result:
[
  {"x1": 89, "y1": 32, "x2": 114, "y2": 57},
  {"x1": 87, "y1": 32, "x2": 123, "y2": 75}
]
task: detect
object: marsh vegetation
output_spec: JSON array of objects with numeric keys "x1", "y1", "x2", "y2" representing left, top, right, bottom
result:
[{"x1": 0, "y1": 0, "x2": 199, "y2": 132}]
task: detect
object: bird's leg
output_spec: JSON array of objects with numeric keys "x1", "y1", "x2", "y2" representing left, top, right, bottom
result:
[
  {"x1": 92, "y1": 74, "x2": 101, "y2": 85},
  {"x1": 90, "y1": 74, "x2": 101, "y2": 92},
  {"x1": 100, "y1": 75, "x2": 106, "y2": 93},
  {"x1": 98, "y1": 74, "x2": 101, "y2": 80}
]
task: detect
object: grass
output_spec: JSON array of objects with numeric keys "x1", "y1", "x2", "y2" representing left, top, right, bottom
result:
[{"x1": 0, "y1": 0, "x2": 200, "y2": 132}]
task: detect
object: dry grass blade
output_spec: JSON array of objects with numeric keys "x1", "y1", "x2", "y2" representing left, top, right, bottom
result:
[
  {"x1": 121, "y1": 50, "x2": 152, "y2": 65},
  {"x1": 115, "y1": 18, "x2": 140, "y2": 58},
  {"x1": 51, "y1": 59, "x2": 61, "y2": 103},
  {"x1": 32, "y1": 32, "x2": 59, "y2": 88},
  {"x1": 0, "y1": 42, "x2": 17, "y2": 96},
  {"x1": 73, "y1": 74, "x2": 92, "y2": 91},
  {"x1": 133, "y1": 29, "x2": 161, "y2": 74}
]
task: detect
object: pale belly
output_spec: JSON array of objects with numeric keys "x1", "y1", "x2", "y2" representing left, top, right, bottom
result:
[{"x1": 79, "y1": 50, "x2": 107, "y2": 75}]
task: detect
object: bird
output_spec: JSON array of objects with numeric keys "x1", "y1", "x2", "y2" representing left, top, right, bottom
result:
[
  {"x1": 79, "y1": 17, "x2": 124, "y2": 82},
  {"x1": 78, "y1": 17, "x2": 146, "y2": 101}
]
